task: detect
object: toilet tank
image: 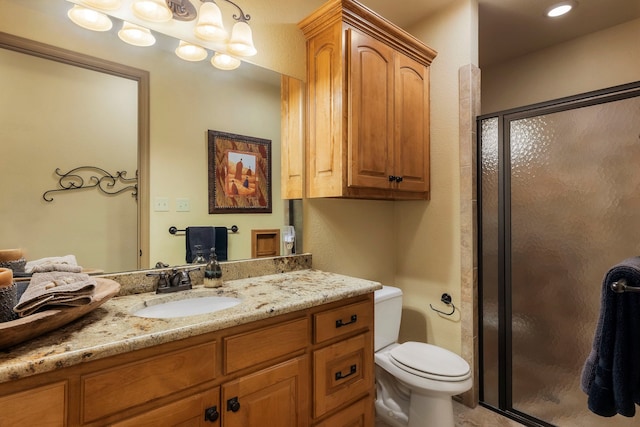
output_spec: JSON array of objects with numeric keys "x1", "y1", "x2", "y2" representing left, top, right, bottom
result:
[{"x1": 374, "y1": 286, "x2": 403, "y2": 351}]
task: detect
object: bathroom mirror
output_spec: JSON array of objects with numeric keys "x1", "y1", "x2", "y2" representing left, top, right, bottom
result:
[{"x1": 0, "y1": 0, "x2": 296, "y2": 274}]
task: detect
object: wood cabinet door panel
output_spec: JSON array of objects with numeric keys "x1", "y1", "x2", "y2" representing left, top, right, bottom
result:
[
  {"x1": 394, "y1": 53, "x2": 430, "y2": 193},
  {"x1": 314, "y1": 299, "x2": 372, "y2": 344},
  {"x1": 348, "y1": 28, "x2": 394, "y2": 190},
  {"x1": 112, "y1": 388, "x2": 220, "y2": 427},
  {"x1": 222, "y1": 356, "x2": 308, "y2": 427},
  {"x1": 81, "y1": 342, "x2": 216, "y2": 423},
  {"x1": 0, "y1": 381, "x2": 66, "y2": 427},
  {"x1": 313, "y1": 333, "x2": 373, "y2": 418},
  {"x1": 314, "y1": 396, "x2": 373, "y2": 427},
  {"x1": 306, "y1": 21, "x2": 344, "y2": 198},
  {"x1": 224, "y1": 318, "x2": 307, "y2": 374}
]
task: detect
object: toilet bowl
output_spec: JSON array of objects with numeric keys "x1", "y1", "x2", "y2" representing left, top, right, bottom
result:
[{"x1": 374, "y1": 286, "x2": 472, "y2": 427}]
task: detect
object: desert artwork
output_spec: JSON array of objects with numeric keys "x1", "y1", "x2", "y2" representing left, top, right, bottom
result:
[{"x1": 225, "y1": 151, "x2": 257, "y2": 197}]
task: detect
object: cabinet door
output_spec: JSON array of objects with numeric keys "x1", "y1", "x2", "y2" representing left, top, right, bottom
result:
[
  {"x1": 0, "y1": 382, "x2": 66, "y2": 427},
  {"x1": 313, "y1": 397, "x2": 373, "y2": 427},
  {"x1": 306, "y1": 20, "x2": 344, "y2": 198},
  {"x1": 394, "y1": 52, "x2": 430, "y2": 194},
  {"x1": 281, "y1": 75, "x2": 305, "y2": 199},
  {"x1": 222, "y1": 356, "x2": 309, "y2": 427},
  {"x1": 348, "y1": 28, "x2": 395, "y2": 190},
  {"x1": 112, "y1": 388, "x2": 220, "y2": 427}
]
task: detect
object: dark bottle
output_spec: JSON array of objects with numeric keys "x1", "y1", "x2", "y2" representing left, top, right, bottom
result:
[{"x1": 203, "y1": 247, "x2": 223, "y2": 288}]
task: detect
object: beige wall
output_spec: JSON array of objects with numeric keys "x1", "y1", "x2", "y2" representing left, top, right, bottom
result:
[
  {"x1": 1, "y1": 0, "x2": 286, "y2": 267},
  {"x1": 0, "y1": 48, "x2": 138, "y2": 273},
  {"x1": 482, "y1": 18, "x2": 640, "y2": 114},
  {"x1": 305, "y1": 0, "x2": 479, "y2": 355}
]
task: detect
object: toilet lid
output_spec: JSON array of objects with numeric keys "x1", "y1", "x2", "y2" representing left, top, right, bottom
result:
[{"x1": 389, "y1": 342, "x2": 471, "y2": 381}]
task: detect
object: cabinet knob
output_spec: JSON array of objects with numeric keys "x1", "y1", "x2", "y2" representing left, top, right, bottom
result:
[
  {"x1": 395, "y1": 176, "x2": 403, "y2": 183},
  {"x1": 388, "y1": 175, "x2": 397, "y2": 182},
  {"x1": 204, "y1": 406, "x2": 219, "y2": 422},
  {"x1": 227, "y1": 397, "x2": 241, "y2": 413}
]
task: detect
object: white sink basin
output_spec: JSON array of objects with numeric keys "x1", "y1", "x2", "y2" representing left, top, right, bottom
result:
[{"x1": 132, "y1": 296, "x2": 241, "y2": 319}]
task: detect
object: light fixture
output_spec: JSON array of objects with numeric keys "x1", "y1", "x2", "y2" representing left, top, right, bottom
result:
[
  {"x1": 195, "y1": 0, "x2": 257, "y2": 57},
  {"x1": 228, "y1": 21, "x2": 256, "y2": 57},
  {"x1": 79, "y1": 0, "x2": 122, "y2": 10},
  {"x1": 195, "y1": 1, "x2": 228, "y2": 42},
  {"x1": 66, "y1": 0, "x2": 257, "y2": 71},
  {"x1": 131, "y1": 0, "x2": 173, "y2": 23},
  {"x1": 67, "y1": 5, "x2": 113, "y2": 31},
  {"x1": 175, "y1": 41, "x2": 208, "y2": 61},
  {"x1": 211, "y1": 52, "x2": 241, "y2": 70},
  {"x1": 546, "y1": 1, "x2": 577, "y2": 18},
  {"x1": 118, "y1": 21, "x2": 156, "y2": 46}
]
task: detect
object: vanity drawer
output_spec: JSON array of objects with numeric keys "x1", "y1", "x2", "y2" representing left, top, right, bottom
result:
[
  {"x1": 313, "y1": 332, "x2": 373, "y2": 417},
  {"x1": 314, "y1": 299, "x2": 372, "y2": 344},
  {"x1": 0, "y1": 381, "x2": 67, "y2": 426},
  {"x1": 81, "y1": 342, "x2": 217, "y2": 423},
  {"x1": 224, "y1": 317, "x2": 308, "y2": 373}
]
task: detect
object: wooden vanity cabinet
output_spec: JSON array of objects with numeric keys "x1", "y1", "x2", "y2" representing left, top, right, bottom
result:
[
  {"x1": 298, "y1": 0, "x2": 437, "y2": 200},
  {"x1": 0, "y1": 293, "x2": 374, "y2": 427}
]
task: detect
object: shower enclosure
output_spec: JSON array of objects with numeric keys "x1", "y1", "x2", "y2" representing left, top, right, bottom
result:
[{"x1": 479, "y1": 82, "x2": 640, "y2": 426}]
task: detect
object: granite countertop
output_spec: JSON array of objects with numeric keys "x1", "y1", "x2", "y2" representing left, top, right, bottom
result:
[{"x1": 0, "y1": 268, "x2": 381, "y2": 383}]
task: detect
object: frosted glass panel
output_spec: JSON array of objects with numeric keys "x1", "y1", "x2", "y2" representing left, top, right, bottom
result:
[
  {"x1": 509, "y1": 96, "x2": 640, "y2": 426},
  {"x1": 480, "y1": 116, "x2": 499, "y2": 407}
]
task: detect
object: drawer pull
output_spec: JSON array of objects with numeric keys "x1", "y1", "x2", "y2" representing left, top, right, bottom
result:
[
  {"x1": 335, "y1": 314, "x2": 357, "y2": 328},
  {"x1": 335, "y1": 364, "x2": 357, "y2": 381},
  {"x1": 204, "y1": 406, "x2": 219, "y2": 422},
  {"x1": 227, "y1": 397, "x2": 241, "y2": 413}
]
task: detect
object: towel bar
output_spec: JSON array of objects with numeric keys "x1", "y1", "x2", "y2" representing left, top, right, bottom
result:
[
  {"x1": 610, "y1": 278, "x2": 640, "y2": 293},
  {"x1": 169, "y1": 225, "x2": 239, "y2": 234}
]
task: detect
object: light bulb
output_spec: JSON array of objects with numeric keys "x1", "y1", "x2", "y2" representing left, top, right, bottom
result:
[
  {"x1": 227, "y1": 21, "x2": 257, "y2": 57},
  {"x1": 211, "y1": 53, "x2": 241, "y2": 70},
  {"x1": 195, "y1": 2, "x2": 228, "y2": 42},
  {"x1": 118, "y1": 22, "x2": 156, "y2": 47},
  {"x1": 175, "y1": 41, "x2": 208, "y2": 61},
  {"x1": 68, "y1": 5, "x2": 113, "y2": 32}
]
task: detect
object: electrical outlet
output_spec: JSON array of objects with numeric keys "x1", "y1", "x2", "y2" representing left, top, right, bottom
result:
[
  {"x1": 176, "y1": 198, "x2": 190, "y2": 212},
  {"x1": 154, "y1": 197, "x2": 170, "y2": 212}
]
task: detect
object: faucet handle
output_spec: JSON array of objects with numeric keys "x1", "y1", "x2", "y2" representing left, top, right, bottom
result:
[{"x1": 146, "y1": 271, "x2": 170, "y2": 290}]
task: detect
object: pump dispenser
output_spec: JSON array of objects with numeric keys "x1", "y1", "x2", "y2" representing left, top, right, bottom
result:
[{"x1": 203, "y1": 247, "x2": 223, "y2": 288}]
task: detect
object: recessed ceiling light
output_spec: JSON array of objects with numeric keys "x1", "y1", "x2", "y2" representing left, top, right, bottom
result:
[{"x1": 546, "y1": 1, "x2": 577, "y2": 18}]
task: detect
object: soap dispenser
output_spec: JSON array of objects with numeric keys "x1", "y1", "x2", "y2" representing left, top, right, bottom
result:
[{"x1": 204, "y1": 247, "x2": 223, "y2": 288}]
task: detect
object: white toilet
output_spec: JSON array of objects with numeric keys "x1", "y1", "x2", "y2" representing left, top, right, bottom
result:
[{"x1": 374, "y1": 286, "x2": 472, "y2": 427}]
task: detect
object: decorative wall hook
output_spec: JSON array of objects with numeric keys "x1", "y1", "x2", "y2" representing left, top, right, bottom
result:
[{"x1": 429, "y1": 293, "x2": 456, "y2": 316}]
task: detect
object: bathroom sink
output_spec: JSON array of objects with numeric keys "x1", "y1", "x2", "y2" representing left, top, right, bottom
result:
[{"x1": 132, "y1": 296, "x2": 242, "y2": 319}]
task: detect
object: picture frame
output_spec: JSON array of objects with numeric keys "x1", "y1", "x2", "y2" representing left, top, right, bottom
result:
[{"x1": 208, "y1": 130, "x2": 272, "y2": 214}]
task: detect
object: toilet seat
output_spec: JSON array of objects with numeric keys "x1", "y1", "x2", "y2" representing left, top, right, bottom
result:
[{"x1": 389, "y1": 342, "x2": 471, "y2": 382}]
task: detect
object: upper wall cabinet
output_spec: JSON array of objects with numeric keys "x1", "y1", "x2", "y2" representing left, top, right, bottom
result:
[{"x1": 298, "y1": 0, "x2": 437, "y2": 200}]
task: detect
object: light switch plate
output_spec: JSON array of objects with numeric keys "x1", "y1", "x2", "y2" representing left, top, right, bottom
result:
[
  {"x1": 154, "y1": 197, "x2": 170, "y2": 212},
  {"x1": 176, "y1": 198, "x2": 190, "y2": 212}
]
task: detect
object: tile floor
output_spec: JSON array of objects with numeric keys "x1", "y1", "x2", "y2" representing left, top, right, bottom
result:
[{"x1": 374, "y1": 400, "x2": 526, "y2": 427}]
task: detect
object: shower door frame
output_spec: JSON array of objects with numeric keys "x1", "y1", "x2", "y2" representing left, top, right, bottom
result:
[{"x1": 477, "y1": 81, "x2": 640, "y2": 427}]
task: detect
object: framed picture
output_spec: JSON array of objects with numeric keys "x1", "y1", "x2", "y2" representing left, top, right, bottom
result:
[{"x1": 208, "y1": 130, "x2": 272, "y2": 214}]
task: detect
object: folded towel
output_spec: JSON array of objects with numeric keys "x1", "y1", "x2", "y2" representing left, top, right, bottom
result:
[
  {"x1": 185, "y1": 227, "x2": 228, "y2": 263},
  {"x1": 25, "y1": 255, "x2": 79, "y2": 274},
  {"x1": 14, "y1": 271, "x2": 96, "y2": 317},
  {"x1": 581, "y1": 256, "x2": 640, "y2": 417}
]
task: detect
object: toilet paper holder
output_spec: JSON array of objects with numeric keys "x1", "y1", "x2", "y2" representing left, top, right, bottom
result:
[{"x1": 429, "y1": 293, "x2": 456, "y2": 316}]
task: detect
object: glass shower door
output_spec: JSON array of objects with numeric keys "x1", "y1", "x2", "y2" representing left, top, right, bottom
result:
[{"x1": 480, "y1": 84, "x2": 640, "y2": 426}]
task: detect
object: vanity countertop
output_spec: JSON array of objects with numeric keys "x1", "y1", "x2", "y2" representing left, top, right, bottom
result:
[{"x1": 0, "y1": 269, "x2": 381, "y2": 383}]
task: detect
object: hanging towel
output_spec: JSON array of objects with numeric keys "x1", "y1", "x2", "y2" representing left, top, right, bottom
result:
[
  {"x1": 14, "y1": 271, "x2": 96, "y2": 317},
  {"x1": 185, "y1": 226, "x2": 229, "y2": 263},
  {"x1": 581, "y1": 256, "x2": 640, "y2": 417}
]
